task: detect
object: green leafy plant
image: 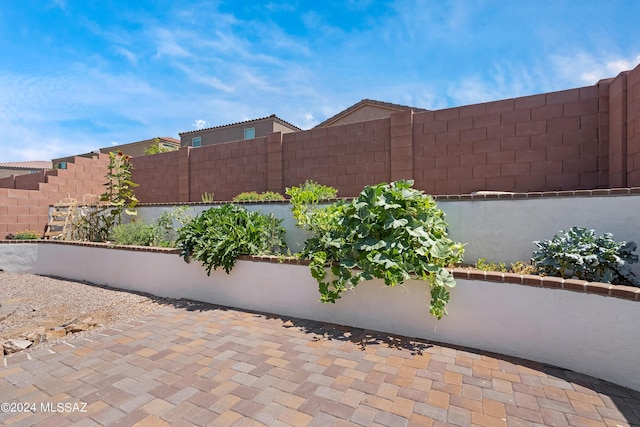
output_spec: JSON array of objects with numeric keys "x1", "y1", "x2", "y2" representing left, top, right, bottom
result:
[
  {"x1": 473, "y1": 258, "x2": 537, "y2": 275},
  {"x1": 152, "y1": 206, "x2": 194, "y2": 247},
  {"x1": 201, "y1": 192, "x2": 215, "y2": 203},
  {"x1": 101, "y1": 151, "x2": 139, "y2": 222},
  {"x1": 474, "y1": 258, "x2": 507, "y2": 272},
  {"x1": 66, "y1": 152, "x2": 139, "y2": 243},
  {"x1": 177, "y1": 204, "x2": 287, "y2": 274},
  {"x1": 510, "y1": 260, "x2": 537, "y2": 275},
  {"x1": 296, "y1": 180, "x2": 464, "y2": 319},
  {"x1": 112, "y1": 221, "x2": 155, "y2": 246},
  {"x1": 286, "y1": 180, "x2": 338, "y2": 231},
  {"x1": 12, "y1": 229, "x2": 40, "y2": 240},
  {"x1": 232, "y1": 191, "x2": 285, "y2": 202},
  {"x1": 533, "y1": 226, "x2": 639, "y2": 286}
]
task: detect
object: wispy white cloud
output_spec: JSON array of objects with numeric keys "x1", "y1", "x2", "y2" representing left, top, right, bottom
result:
[
  {"x1": 447, "y1": 63, "x2": 540, "y2": 106},
  {"x1": 192, "y1": 119, "x2": 210, "y2": 130},
  {"x1": 113, "y1": 46, "x2": 138, "y2": 65},
  {"x1": 552, "y1": 52, "x2": 640, "y2": 85},
  {"x1": 154, "y1": 29, "x2": 191, "y2": 58}
]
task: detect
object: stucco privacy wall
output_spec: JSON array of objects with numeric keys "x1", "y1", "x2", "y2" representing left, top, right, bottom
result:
[
  {"x1": 128, "y1": 64, "x2": 640, "y2": 203},
  {"x1": 1, "y1": 242, "x2": 637, "y2": 392},
  {"x1": 0, "y1": 156, "x2": 109, "y2": 236},
  {"x1": 136, "y1": 192, "x2": 640, "y2": 276}
]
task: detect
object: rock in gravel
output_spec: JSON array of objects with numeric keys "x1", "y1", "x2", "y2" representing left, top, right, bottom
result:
[
  {"x1": 3, "y1": 339, "x2": 33, "y2": 354},
  {"x1": 46, "y1": 327, "x2": 68, "y2": 340}
]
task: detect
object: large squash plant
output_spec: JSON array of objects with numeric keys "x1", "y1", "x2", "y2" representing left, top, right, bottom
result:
[{"x1": 291, "y1": 180, "x2": 464, "y2": 319}]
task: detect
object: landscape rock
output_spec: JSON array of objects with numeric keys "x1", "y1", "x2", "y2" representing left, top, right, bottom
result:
[
  {"x1": 45, "y1": 327, "x2": 68, "y2": 340},
  {"x1": 3, "y1": 339, "x2": 33, "y2": 355}
]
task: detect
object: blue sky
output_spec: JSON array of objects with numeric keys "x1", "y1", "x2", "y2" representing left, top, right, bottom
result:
[{"x1": 1, "y1": 0, "x2": 639, "y2": 162}]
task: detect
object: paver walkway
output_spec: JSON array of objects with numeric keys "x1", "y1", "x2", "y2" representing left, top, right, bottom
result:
[{"x1": 1, "y1": 300, "x2": 639, "y2": 427}]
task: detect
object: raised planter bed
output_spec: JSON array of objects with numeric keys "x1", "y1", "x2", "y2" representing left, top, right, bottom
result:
[{"x1": 0, "y1": 240, "x2": 638, "y2": 392}]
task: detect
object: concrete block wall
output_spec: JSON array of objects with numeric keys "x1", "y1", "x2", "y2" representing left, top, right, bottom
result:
[
  {"x1": 131, "y1": 150, "x2": 182, "y2": 203},
  {"x1": 38, "y1": 63, "x2": 640, "y2": 205},
  {"x1": 189, "y1": 137, "x2": 269, "y2": 202},
  {"x1": 282, "y1": 118, "x2": 391, "y2": 196},
  {"x1": 0, "y1": 155, "x2": 109, "y2": 236},
  {"x1": 627, "y1": 65, "x2": 640, "y2": 186},
  {"x1": 128, "y1": 68, "x2": 640, "y2": 203},
  {"x1": 413, "y1": 86, "x2": 603, "y2": 194}
]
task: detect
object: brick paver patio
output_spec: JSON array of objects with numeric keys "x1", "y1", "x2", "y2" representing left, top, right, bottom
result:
[{"x1": 1, "y1": 300, "x2": 638, "y2": 426}]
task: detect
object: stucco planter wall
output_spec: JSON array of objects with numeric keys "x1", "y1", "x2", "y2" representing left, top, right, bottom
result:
[
  {"x1": 134, "y1": 191, "x2": 640, "y2": 276},
  {"x1": 1, "y1": 242, "x2": 638, "y2": 392}
]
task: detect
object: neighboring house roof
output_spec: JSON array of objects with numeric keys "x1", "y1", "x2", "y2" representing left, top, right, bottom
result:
[
  {"x1": 179, "y1": 114, "x2": 301, "y2": 135},
  {"x1": 98, "y1": 137, "x2": 180, "y2": 153},
  {"x1": 159, "y1": 137, "x2": 180, "y2": 143},
  {"x1": 0, "y1": 161, "x2": 52, "y2": 170},
  {"x1": 315, "y1": 99, "x2": 429, "y2": 128}
]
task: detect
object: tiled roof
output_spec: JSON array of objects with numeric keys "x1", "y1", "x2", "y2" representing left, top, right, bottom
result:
[
  {"x1": 179, "y1": 114, "x2": 301, "y2": 135},
  {"x1": 0, "y1": 160, "x2": 52, "y2": 170},
  {"x1": 314, "y1": 99, "x2": 429, "y2": 128},
  {"x1": 159, "y1": 137, "x2": 180, "y2": 143}
]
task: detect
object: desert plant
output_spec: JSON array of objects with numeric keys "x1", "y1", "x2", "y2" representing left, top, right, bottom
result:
[
  {"x1": 232, "y1": 191, "x2": 285, "y2": 202},
  {"x1": 296, "y1": 180, "x2": 464, "y2": 319},
  {"x1": 177, "y1": 204, "x2": 287, "y2": 274},
  {"x1": 112, "y1": 221, "x2": 155, "y2": 246},
  {"x1": 201, "y1": 192, "x2": 215, "y2": 203},
  {"x1": 532, "y1": 226, "x2": 639, "y2": 286}
]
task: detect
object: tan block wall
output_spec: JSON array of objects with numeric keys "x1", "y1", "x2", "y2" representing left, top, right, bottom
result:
[{"x1": 0, "y1": 155, "x2": 109, "y2": 236}]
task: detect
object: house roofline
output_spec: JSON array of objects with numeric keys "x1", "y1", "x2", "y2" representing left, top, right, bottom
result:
[
  {"x1": 179, "y1": 114, "x2": 302, "y2": 135},
  {"x1": 314, "y1": 99, "x2": 429, "y2": 128}
]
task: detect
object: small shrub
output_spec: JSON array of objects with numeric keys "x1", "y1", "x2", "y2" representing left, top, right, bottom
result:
[
  {"x1": 112, "y1": 222, "x2": 155, "y2": 246},
  {"x1": 533, "y1": 226, "x2": 639, "y2": 286},
  {"x1": 177, "y1": 204, "x2": 287, "y2": 274},
  {"x1": 286, "y1": 180, "x2": 338, "y2": 231},
  {"x1": 472, "y1": 258, "x2": 537, "y2": 275},
  {"x1": 13, "y1": 230, "x2": 40, "y2": 240},
  {"x1": 297, "y1": 180, "x2": 464, "y2": 320},
  {"x1": 474, "y1": 258, "x2": 507, "y2": 272},
  {"x1": 152, "y1": 206, "x2": 193, "y2": 247},
  {"x1": 510, "y1": 260, "x2": 537, "y2": 275},
  {"x1": 232, "y1": 191, "x2": 285, "y2": 202}
]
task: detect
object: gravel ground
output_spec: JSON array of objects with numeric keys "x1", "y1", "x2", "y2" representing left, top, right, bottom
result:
[{"x1": 0, "y1": 272, "x2": 167, "y2": 352}]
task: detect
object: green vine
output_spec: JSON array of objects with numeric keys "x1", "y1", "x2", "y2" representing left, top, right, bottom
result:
[{"x1": 293, "y1": 180, "x2": 464, "y2": 319}]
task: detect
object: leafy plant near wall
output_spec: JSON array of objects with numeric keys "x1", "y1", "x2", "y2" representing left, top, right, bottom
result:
[
  {"x1": 286, "y1": 180, "x2": 338, "y2": 231},
  {"x1": 9, "y1": 230, "x2": 40, "y2": 240},
  {"x1": 177, "y1": 204, "x2": 287, "y2": 274},
  {"x1": 152, "y1": 206, "x2": 193, "y2": 247},
  {"x1": 111, "y1": 206, "x2": 193, "y2": 247},
  {"x1": 101, "y1": 151, "x2": 139, "y2": 224},
  {"x1": 232, "y1": 191, "x2": 285, "y2": 202},
  {"x1": 533, "y1": 226, "x2": 640, "y2": 286},
  {"x1": 473, "y1": 258, "x2": 538, "y2": 275},
  {"x1": 292, "y1": 180, "x2": 464, "y2": 319},
  {"x1": 112, "y1": 221, "x2": 155, "y2": 246},
  {"x1": 63, "y1": 153, "x2": 139, "y2": 242}
]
